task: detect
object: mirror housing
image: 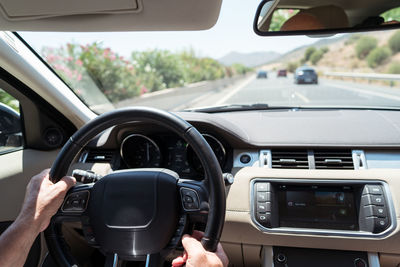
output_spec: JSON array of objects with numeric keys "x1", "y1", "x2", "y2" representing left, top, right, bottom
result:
[{"x1": 254, "y1": 0, "x2": 400, "y2": 36}]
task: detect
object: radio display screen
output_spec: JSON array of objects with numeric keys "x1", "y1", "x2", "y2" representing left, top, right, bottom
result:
[{"x1": 278, "y1": 185, "x2": 358, "y2": 230}]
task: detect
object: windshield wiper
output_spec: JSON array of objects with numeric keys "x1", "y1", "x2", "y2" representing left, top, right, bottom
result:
[{"x1": 184, "y1": 103, "x2": 296, "y2": 113}]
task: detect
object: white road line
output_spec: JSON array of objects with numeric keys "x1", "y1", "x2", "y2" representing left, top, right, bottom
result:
[
  {"x1": 327, "y1": 82, "x2": 400, "y2": 101},
  {"x1": 294, "y1": 92, "x2": 310, "y2": 103},
  {"x1": 215, "y1": 75, "x2": 256, "y2": 105}
]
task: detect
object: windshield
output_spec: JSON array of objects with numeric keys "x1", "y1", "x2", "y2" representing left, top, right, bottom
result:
[{"x1": 19, "y1": 0, "x2": 400, "y2": 113}]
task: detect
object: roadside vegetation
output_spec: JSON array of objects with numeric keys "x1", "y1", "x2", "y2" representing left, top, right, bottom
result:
[
  {"x1": 0, "y1": 89, "x2": 19, "y2": 112},
  {"x1": 284, "y1": 30, "x2": 400, "y2": 78},
  {"x1": 40, "y1": 43, "x2": 252, "y2": 103}
]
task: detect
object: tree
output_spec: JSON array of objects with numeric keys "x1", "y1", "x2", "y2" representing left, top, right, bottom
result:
[{"x1": 355, "y1": 36, "x2": 378, "y2": 59}]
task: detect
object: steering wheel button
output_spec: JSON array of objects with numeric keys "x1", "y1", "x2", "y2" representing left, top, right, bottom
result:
[{"x1": 184, "y1": 195, "x2": 193, "y2": 203}]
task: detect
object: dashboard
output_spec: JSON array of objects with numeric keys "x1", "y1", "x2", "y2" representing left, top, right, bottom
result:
[{"x1": 72, "y1": 109, "x2": 400, "y2": 267}]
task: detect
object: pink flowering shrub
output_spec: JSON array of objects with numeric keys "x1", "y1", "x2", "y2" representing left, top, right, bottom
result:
[{"x1": 41, "y1": 43, "x2": 253, "y2": 104}]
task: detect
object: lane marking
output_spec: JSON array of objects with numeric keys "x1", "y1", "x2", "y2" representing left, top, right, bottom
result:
[
  {"x1": 294, "y1": 92, "x2": 310, "y2": 103},
  {"x1": 326, "y1": 81, "x2": 400, "y2": 102},
  {"x1": 215, "y1": 75, "x2": 256, "y2": 105}
]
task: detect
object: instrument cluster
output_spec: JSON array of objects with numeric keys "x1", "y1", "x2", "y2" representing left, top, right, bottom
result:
[{"x1": 119, "y1": 133, "x2": 227, "y2": 179}]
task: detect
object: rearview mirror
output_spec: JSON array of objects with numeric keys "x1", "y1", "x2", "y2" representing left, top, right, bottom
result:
[{"x1": 254, "y1": 0, "x2": 400, "y2": 36}]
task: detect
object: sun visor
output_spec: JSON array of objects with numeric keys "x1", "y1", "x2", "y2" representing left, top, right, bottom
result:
[
  {"x1": 0, "y1": 0, "x2": 141, "y2": 20},
  {"x1": 0, "y1": 0, "x2": 222, "y2": 31}
]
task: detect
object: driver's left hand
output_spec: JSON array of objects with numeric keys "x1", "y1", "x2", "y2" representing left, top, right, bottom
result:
[{"x1": 18, "y1": 169, "x2": 76, "y2": 233}]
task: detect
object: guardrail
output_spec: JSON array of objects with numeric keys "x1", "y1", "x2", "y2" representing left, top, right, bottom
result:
[
  {"x1": 115, "y1": 74, "x2": 250, "y2": 110},
  {"x1": 324, "y1": 72, "x2": 400, "y2": 81}
]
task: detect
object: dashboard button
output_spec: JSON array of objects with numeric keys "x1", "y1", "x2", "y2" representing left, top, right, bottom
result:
[
  {"x1": 354, "y1": 258, "x2": 367, "y2": 267},
  {"x1": 256, "y1": 182, "x2": 270, "y2": 192},
  {"x1": 363, "y1": 185, "x2": 383, "y2": 195},
  {"x1": 257, "y1": 202, "x2": 271, "y2": 213},
  {"x1": 373, "y1": 206, "x2": 387, "y2": 217},
  {"x1": 374, "y1": 217, "x2": 389, "y2": 232},
  {"x1": 370, "y1": 195, "x2": 384, "y2": 206},
  {"x1": 240, "y1": 154, "x2": 251, "y2": 164},
  {"x1": 365, "y1": 205, "x2": 388, "y2": 218},
  {"x1": 257, "y1": 192, "x2": 271, "y2": 202},
  {"x1": 257, "y1": 212, "x2": 271, "y2": 225}
]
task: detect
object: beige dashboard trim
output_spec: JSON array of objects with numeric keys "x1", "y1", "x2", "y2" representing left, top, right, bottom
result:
[{"x1": 222, "y1": 167, "x2": 400, "y2": 254}]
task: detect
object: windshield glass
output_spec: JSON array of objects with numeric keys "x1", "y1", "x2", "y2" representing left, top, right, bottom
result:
[{"x1": 19, "y1": 0, "x2": 400, "y2": 113}]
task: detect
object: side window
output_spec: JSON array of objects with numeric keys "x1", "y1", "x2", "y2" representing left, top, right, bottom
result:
[{"x1": 0, "y1": 88, "x2": 23, "y2": 153}]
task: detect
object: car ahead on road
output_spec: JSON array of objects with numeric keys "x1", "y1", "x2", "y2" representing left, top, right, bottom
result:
[
  {"x1": 294, "y1": 67, "x2": 318, "y2": 84},
  {"x1": 256, "y1": 70, "x2": 268, "y2": 79},
  {"x1": 277, "y1": 69, "x2": 287, "y2": 77},
  {"x1": 0, "y1": 0, "x2": 400, "y2": 266}
]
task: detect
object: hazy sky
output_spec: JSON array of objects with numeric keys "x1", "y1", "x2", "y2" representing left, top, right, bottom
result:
[{"x1": 20, "y1": 0, "x2": 327, "y2": 59}]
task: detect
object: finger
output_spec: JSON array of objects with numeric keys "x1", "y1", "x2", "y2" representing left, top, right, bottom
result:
[
  {"x1": 191, "y1": 230, "x2": 204, "y2": 241},
  {"x1": 54, "y1": 176, "x2": 76, "y2": 193},
  {"x1": 181, "y1": 234, "x2": 205, "y2": 255},
  {"x1": 171, "y1": 256, "x2": 185, "y2": 267}
]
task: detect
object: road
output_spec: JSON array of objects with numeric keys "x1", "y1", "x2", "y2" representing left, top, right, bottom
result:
[{"x1": 123, "y1": 73, "x2": 400, "y2": 111}]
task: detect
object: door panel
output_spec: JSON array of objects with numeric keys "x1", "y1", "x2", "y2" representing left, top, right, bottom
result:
[{"x1": 0, "y1": 149, "x2": 58, "y2": 221}]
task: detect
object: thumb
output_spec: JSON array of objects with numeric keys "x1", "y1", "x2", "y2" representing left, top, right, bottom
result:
[
  {"x1": 54, "y1": 176, "x2": 76, "y2": 193},
  {"x1": 181, "y1": 234, "x2": 205, "y2": 255}
]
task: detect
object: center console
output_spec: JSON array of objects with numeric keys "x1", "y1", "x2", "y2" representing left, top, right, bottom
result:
[{"x1": 251, "y1": 179, "x2": 396, "y2": 237}]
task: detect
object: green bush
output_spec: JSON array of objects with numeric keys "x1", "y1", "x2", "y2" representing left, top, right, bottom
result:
[
  {"x1": 389, "y1": 31, "x2": 400, "y2": 53},
  {"x1": 286, "y1": 61, "x2": 299, "y2": 73},
  {"x1": 388, "y1": 61, "x2": 400, "y2": 74},
  {"x1": 321, "y1": 47, "x2": 329, "y2": 54},
  {"x1": 304, "y1": 47, "x2": 316, "y2": 61},
  {"x1": 310, "y1": 50, "x2": 324, "y2": 65},
  {"x1": 0, "y1": 89, "x2": 18, "y2": 112},
  {"x1": 366, "y1": 46, "x2": 391, "y2": 68},
  {"x1": 231, "y1": 63, "x2": 253, "y2": 75},
  {"x1": 355, "y1": 36, "x2": 378, "y2": 59}
]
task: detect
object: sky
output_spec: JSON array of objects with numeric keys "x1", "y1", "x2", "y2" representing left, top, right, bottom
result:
[{"x1": 19, "y1": 0, "x2": 325, "y2": 59}]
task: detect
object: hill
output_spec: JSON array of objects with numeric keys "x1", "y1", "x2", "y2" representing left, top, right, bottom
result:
[{"x1": 219, "y1": 51, "x2": 281, "y2": 67}]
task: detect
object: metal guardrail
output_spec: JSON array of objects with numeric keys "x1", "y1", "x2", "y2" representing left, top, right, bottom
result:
[{"x1": 324, "y1": 72, "x2": 400, "y2": 81}]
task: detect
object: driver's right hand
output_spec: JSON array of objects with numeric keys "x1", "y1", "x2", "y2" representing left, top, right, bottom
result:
[{"x1": 171, "y1": 231, "x2": 229, "y2": 267}]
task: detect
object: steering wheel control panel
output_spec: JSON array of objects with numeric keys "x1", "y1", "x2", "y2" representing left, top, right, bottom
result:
[{"x1": 251, "y1": 179, "x2": 396, "y2": 237}]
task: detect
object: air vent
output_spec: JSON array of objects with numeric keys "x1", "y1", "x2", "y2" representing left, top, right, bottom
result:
[
  {"x1": 314, "y1": 150, "x2": 353, "y2": 169},
  {"x1": 83, "y1": 150, "x2": 115, "y2": 163},
  {"x1": 271, "y1": 150, "x2": 309, "y2": 169}
]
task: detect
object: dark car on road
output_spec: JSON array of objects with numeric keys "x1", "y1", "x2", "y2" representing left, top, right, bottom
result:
[
  {"x1": 257, "y1": 70, "x2": 268, "y2": 79},
  {"x1": 277, "y1": 69, "x2": 287, "y2": 77},
  {"x1": 294, "y1": 67, "x2": 318, "y2": 84}
]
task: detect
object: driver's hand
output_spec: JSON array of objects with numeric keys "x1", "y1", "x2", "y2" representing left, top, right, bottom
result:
[
  {"x1": 172, "y1": 231, "x2": 229, "y2": 267},
  {"x1": 17, "y1": 169, "x2": 76, "y2": 233}
]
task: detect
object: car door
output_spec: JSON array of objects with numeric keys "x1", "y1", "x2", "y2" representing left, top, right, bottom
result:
[{"x1": 0, "y1": 69, "x2": 76, "y2": 266}]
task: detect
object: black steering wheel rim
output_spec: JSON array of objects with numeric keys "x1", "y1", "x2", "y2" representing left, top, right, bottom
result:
[{"x1": 44, "y1": 107, "x2": 226, "y2": 266}]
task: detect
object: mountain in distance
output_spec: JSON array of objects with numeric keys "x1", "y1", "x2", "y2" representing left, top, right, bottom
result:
[{"x1": 219, "y1": 51, "x2": 281, "y2": 67}]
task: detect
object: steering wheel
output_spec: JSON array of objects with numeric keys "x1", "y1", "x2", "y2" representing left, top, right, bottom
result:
[{"x1": 44, "y1": 107, "x2": 226, "y2": 267}]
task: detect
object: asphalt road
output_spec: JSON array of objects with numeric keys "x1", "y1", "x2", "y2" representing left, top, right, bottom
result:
[{"x1": 130, "y1": 73, "x2": 400, "y2": 111}]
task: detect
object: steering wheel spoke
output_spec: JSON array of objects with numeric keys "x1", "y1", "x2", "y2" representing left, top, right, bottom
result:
[
  {"x1": 55, "y1": 184, "x2": 93, "y2": 220},
  {"x1": 178, "y1": 180, "x2": 210, "y2": 223}
]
